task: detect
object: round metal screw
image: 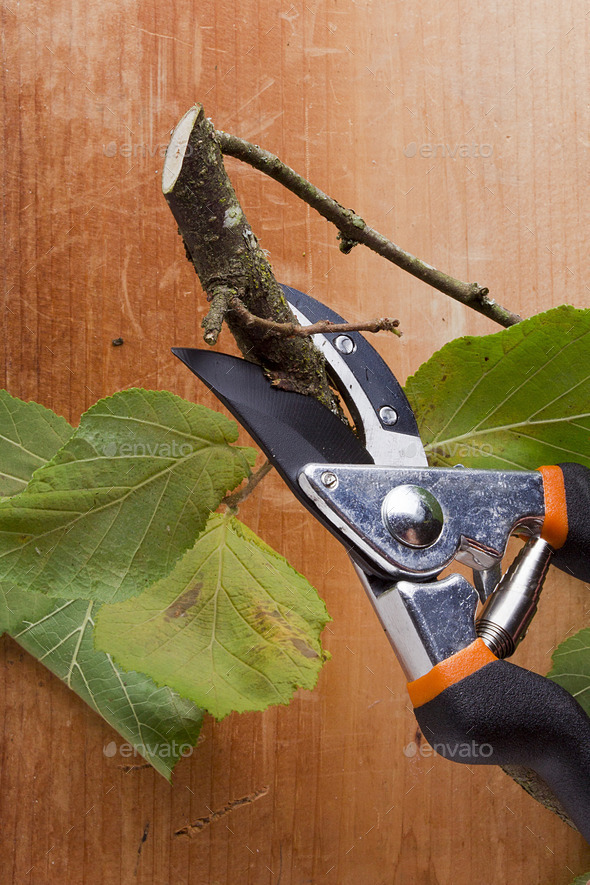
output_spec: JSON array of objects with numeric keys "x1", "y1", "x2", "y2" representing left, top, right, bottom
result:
[
  {"x1": 334, "y1": 335, "x2": 356, "y2": 355},
  {"x1": 381, "y1": 484, "x2": 444, "y2": 548},
  {"x1": 379, "y1": 406, "x2": 398, "y2": 426},
  {"x1": 321, "y1": 471, "x2": 339, "y2": 489}
]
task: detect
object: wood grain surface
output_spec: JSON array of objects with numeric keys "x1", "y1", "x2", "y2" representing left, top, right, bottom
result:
[{"x1": 2, "y1": 1, "x2": 590, "y2": 882}]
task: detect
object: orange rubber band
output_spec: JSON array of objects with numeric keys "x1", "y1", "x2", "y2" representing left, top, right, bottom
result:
[
  {"x1": 407, "y1": 639, "x2": 497, "y2": 708},
  {"x1": 537, "y1": 465, "x2": 568, "y2": 550}
]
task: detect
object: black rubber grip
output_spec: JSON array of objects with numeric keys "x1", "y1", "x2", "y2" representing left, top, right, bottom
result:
[
  {"x1": 552, "y1": 463, "x2": 590, "y2": 583},
  {"x1": 414, "y1": 659, "x2": 590, "y2": 842}
]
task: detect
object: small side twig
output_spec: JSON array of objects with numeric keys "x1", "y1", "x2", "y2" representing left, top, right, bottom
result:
[
  {"x1": 202, "y1": 285, "x2": 235, "y2": 345},
  {"x1": 222, "y1": 460, "x2": 273, "y2": 510},
  {"x1": 228, "y1": 297, "x2": 402, "y2": 338},
  {"x1": 217, "y1": 130, "x2": 522, "y2": 329}
]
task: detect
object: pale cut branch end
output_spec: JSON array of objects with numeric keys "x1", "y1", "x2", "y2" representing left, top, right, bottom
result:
[
  {"x1": 162, "y1": 105, "x2": 341, "y2": 412},
  {"x1": 162, "y1": 106, "x2": 200, "y2": 195}
]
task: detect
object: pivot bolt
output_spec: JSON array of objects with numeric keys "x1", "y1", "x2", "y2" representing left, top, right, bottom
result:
[{"x1": 382, "y1": 484, "x2": 443, "y2": 548}]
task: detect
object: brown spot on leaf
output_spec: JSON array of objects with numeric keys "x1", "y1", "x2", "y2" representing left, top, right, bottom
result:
[
  {"x1": 251, "y1": 605, "x2": 281, "y2": 632},
  {"x1": 251, "y1": 605, "x2": 318, "y2": 658},
  {"x1": 290, "y1": 637, "x2": 319, "y2": 659},
  {"x1": 164, "y1": 582, "x2": 203, "y2": 620}
]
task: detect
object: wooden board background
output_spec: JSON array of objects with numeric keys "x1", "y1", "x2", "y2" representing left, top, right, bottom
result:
[{"x1": 2, "y1": 0, "x2": 590, "y2": 882}]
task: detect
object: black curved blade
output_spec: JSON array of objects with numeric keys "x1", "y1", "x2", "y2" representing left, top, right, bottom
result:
[
  {"x1": 281, "y1": 285, "x2": 426, "y2": 466},
  {"x1": 171, "y1": 349, "x2": 373, "y2": 502}
]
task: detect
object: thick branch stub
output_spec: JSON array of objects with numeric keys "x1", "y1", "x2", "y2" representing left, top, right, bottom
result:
[
  {"x1": 202, "y1": 285, "x2": 235, "y2": 345},
  {"x1": 337, "y1": 232, "x2": 359, "y2": 254},
  {"x1": 162, "y1": 105, "x2": 339, "y2": 412},
  {"x1": 217, "y1": 130, "x2": 523, "y2": 329}
]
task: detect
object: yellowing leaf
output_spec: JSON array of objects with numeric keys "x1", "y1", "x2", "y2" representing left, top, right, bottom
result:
[
  {"x1": 95, "y1": 513, "x2": 330, "y2": 718},
  {"x1": 404, "y1": 306, "x2": 590, "y2": 470}
]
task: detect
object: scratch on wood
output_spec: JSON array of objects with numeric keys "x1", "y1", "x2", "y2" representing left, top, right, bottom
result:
[
  {"x1": 134, "y1": 821, "x2": 150, "y2": 876},
  {"x1": 174, "y1": 786, "x2": 269, "y2": 837},
  {"x1": 131, "y1": 25, "x2": 193, "y2": 47},
  {"x1": 118, "y1": 762, "x2": 151, "y2": 773},
  {"x1": 120, "y1": 247, "x2": 145, "y2": 338}
]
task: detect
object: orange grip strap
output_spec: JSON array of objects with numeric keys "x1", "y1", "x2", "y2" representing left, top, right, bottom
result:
[
  {"x1": 407, "y1": 639, "x2": 498, "y2": 708},
  {"x1": 537, "y1": 465, "x2": 568, "y2": 550}
]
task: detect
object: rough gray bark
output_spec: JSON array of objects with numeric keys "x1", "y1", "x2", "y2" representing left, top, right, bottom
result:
[{"x1": 162, "y1": 104, "x2": 339, "y2": 413}]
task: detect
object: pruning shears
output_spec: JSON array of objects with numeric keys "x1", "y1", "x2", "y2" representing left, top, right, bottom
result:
[{"x1": 174, "y1": 286, "x2": 590, "y2": 841}]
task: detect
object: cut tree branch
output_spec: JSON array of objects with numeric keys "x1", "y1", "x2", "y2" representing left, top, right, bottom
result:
[
  {"x1": 162, "y1": 105, "x2": 341, "y2": 413},
  {"x1": 217, "y1": 130, "x2": 522, "y2": 329}
]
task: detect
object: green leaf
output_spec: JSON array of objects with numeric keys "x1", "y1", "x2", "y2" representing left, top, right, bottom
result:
[
  {"x1": 1, "y1": 586, "x2": 203, "y2": 779},
  {"x1": 0, "y1": 389, "x2": 256, "y2": 603},
  {"x1": 0, "y1": 390, "x2": 73, "y2": 498},
  {"x1": 404, "y1": 305, "x2": 590, "y2": 470},
  {"x1": 567, "y1": 872, "x2": 590, "y2": 885},
  {"x1": 0, "y1": 394, "x2": 205, "y2": 779},
  {"x1": 0, "y1": 393, "x2": 70, "y2": 637},
  {"x1": 548, "y1": 628, "x2": 590, "y2": 717},
  {"x1": 95, "y1": 513, "x2": 330, "y2": 719}
]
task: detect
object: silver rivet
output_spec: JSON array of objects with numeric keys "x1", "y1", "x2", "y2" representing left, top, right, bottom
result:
[
  {"x1": 334, "y1": 335, "x2": 356, "y2": 355},
  {"x1": 381, "y1": 485, "x2": 443, "y2": 548},
  {"x1": 379, "y1": 406, "x2": 398, "y2": 426},
  {"x1": 321, "y1": 471, "x2": 339, "y2": 489}
]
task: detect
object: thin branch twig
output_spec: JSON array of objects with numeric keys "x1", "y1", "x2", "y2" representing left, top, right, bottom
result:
[
  {"x1": 229, "y1": 297, "x2": 402, "y2": 338},
  {"x1": 222, "y1": 460, "x2": 273, "y2": 510},
  {"x1": 217, "y1": 130, "x2": 522, "y2": 329}
]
